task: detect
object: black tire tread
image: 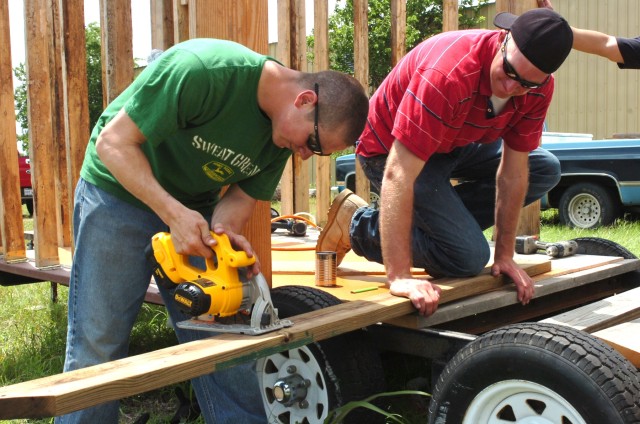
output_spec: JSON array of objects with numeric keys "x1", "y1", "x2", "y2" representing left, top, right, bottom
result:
[
  {"x1": 571, "y1": 237, "x2": 637, "y2": 259},
  {"x1": 429, "y1": 323, "x2": 640, "y2": 424}
]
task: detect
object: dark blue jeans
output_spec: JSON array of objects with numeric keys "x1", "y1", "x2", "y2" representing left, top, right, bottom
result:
[{"x1": 350, "y1": 140, "x2": 560, "y2": 278}]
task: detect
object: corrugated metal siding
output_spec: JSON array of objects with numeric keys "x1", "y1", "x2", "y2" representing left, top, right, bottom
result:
[{"x1": 481, "y1": 1, "x2": 639, "y2": 139}]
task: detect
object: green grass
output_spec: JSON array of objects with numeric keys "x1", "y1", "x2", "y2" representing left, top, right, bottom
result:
[{"x1": 2, "y1": 207, "x2": 640, "y2": 423}]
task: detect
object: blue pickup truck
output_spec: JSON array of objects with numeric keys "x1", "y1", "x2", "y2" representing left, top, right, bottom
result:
[{"x1": 334, "y1": 133, "x2": 640, "y2": 229}]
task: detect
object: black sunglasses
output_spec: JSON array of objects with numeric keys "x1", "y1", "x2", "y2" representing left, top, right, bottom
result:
[
  {"x1": 501, "y1": 33, "x2": 550, "y2": 90},
  {"x1": 306, "y1": 83, "x2": 330, "y2": 156}
]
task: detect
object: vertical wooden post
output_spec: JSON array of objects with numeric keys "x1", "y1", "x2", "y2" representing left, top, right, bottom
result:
[
  {"x1": 442, "y1": 0, "x2": 458, "y2": 32},
  {"x1": 58, "y1": 0, "x2": 89, "y2": 252},
  {"x1": 151, "y1": 0, "x2": 175, "y2": 51},
  {"x1": 25, "y1": 0, "x2": 60, "y2": 267},
  {"x1": 57, "y1": 0, "x2": 90, "y2": 238},
  {"x1": 314, "y1": 0, "x2": 331, "y2": 227},
  {"x1": 276, "y1": 0, "x2": 294, "y2": 217},
  {"x1": 390, "y1": 0, "x2": 406, "y2": 66},
  {"x1": 188, "y1": 0, "x2": 272, "y2": 284},
  {"x1": 284, "y1": 0, "x2": 309, "y2": 216},
  {"x1": 353, "y1": 0, "x2": 370, "y2": 203},
  {"x1": 274, "y1": 0, "x2": 308, "y2": 217},
  {"x1": 173, "y1": 0, "x2": 189, "y2": 44},
  {"x1": 51, "y1": 0, "x2": 72, "y2": 249},
  {"x1": 496, "y1": 0, "x2": 541, "y2": 237},
  {"x1": 0, "y1": 0, "x2": 27, "y2": 261},
  {"x1": 100, "y1": 0, "x2": 134, "y2": 105}
]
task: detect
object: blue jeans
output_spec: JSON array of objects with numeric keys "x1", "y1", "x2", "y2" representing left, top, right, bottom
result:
[
  {"x1": 55, "y1": 179, "x2": 265, "y2": 424},
  {"x1": 350, "y1": 140, "x2": 560, "y2": 277}
]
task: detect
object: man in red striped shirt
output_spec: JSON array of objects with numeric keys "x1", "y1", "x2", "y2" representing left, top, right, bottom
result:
[{"x1": 317, "y1": 8, "x2": 573, "y2": 317}]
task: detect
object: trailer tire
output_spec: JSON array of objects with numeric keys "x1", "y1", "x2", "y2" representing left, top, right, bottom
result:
[
  {"x1": 558, "y1": 182, "x2": 620, "y2": 228},
  {"x1": 571, "y1": 237, "x2": 637, "y2": 258},
  {"x1": 258, "y1": 286, "x2": 386, "y2": 424},
  {"x1": 571, "y1": 237, "x2": 640, "y2": 286},
  {"x1": 428, "y1": 323, "x2": 640, "y2": 424}
]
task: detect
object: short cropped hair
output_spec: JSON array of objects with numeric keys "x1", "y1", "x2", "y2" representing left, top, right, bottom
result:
[{"x1": 299, "y1": 70, "x2": 369, "y2": 148}]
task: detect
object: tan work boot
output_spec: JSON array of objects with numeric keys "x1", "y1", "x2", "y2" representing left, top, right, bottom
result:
[{"x1": 316, "y1": 189, "x2": 368, "y2": 265}]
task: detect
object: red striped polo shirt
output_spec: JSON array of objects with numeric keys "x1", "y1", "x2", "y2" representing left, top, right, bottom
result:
[{"x1": 356, "y1": 30, "x2": 554, "y2": 161}]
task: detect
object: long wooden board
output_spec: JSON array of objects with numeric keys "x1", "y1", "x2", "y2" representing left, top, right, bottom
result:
[
  {"x1": 387, "y1": 254, "x2": 635, "y2": 329},
  {"x1": 0, "y1": 259, "x2": 549, "y2": 419},
  {"x1": 592, "y1": 318, "x2": 640, "y2": 367},
  {"x1": 540, "y1": 285, "x2": 640, "y2": 333}
]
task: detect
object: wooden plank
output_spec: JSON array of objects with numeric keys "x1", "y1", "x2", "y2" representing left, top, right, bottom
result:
[
  {"x1": 0, "y1": 257, "x2": 550, "y2": 418},
  {"x1": 442, "y1": 0, "x2": 458, "y2": 32},
  {"x1": 100, "y1": 0, "x2": 134, "y2": 105},
  {"x1": 541, "y1": 285, "x2": 640, "y2": 333},
  {"x1": 58, "y1": 0, "x2": 90, "y2": 252},
  {"x1": 278, "y1": 256, "x2": 549, "y2": 304},
  {"x1": 150, "y1": 0, "x2": 174, "y2": 50},
  {"x1": 314, "y1": 0, "x2": 331, "y2": 227},
  {"x1": 51, "y1": 0, "x2": 73, "y2": 249},
  {"x1": 172, "y1": 0, "x2": 190, "y2": 44},
  {"x1": 0, "y1": 0, "x2": 27, "y2": 260},
  {"x1": 390, "y1": 0, "x2": 406, "y2": 66},
  {"x1": 187, "y1": 0, "x2": 273, "y2": 285},
  {"x1": 388, "y1": 255, "x2": 637, "y2": 329},
  {"x1": 435, "y1": 273, "x2": 639, "y2": 335},
  {"x1": 25, "y1": 0, "x2": 60, "y2": 267},
  {"x1": 353, "y1": 0, "x2": 371, "y2": 203},
  {"x1": 592, "y1": 318, "x2": 640, "y2": 367}
]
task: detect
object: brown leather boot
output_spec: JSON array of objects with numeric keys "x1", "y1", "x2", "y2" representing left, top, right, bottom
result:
[{"x1": 316, "y1": 189, "x2": 368, "y2": 265}]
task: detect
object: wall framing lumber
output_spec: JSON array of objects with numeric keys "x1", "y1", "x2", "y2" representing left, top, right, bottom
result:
[
  {"x1": 150, "y1": 0, "x2": 175, "y2": 51},
  {"x1": 442, "y1": 0, "x2": 458, "y2": 32},
  {"x1": 390, "y1": 0, "x2": 406, "y2": 66},
  {"x1": 187, "y1": 0, "x2": 272, "y2": 284},
  {"x1": 100, "y1": 0, "x2": 134, "y2": 105},
  {"x1": 50, "y1": 0, "x2": 72, "y2": 248},
  {"x1": 0, "y1": 0, "x2": 27, "y2": 260},
  {"x1": 25, "y1": 0, "x2": 60, "y2": 267},
  {"x1": 314, "y1": 0, "x2": 331, "y2": 227},
  {"x1": 353, "y1": 0, "x2": 370, "y2": 203},
  {"x1": 172, "y1": 0, "x2": 189, "y2": 44},
  {"x1": 57, "y1": 0, "x2": 89, "y2": 244}
]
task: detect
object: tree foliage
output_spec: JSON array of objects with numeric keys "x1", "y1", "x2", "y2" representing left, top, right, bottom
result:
[
  {"x1": 314, "y1": 0, "x2": 489, "y2": 90},
  {"x1": 13, "y1": 22, "x2": 103, "y2": 153}
]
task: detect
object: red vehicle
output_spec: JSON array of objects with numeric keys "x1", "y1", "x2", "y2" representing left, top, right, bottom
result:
[{"x1": 18, "y1": 154, "x2": 33, "y2": 216}]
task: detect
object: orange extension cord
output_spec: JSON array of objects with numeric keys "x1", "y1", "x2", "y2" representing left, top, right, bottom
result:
[{"x1": 271, "y1": 214, "x2": 320, "y2": 251}]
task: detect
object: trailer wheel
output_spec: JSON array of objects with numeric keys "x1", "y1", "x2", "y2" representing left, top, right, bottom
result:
[
  {"x1": 571, "y1": 237, "x2": 636, "y2": 258},
  {"x1": 571, "y1": 237, "x2": 639, "y2": 286},
  {"x1": 428, "y1": 323, "x2": 640, "y2": 424},
  {"x1": 558, "y1": 183, "x2": 620, "y2": 228},
  {"x1": 258, "y1": 286, "x2": 386, "y2": 424}
]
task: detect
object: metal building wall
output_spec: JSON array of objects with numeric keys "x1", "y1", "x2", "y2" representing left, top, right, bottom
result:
[{"x1": 481, "y1": 0, "x2": 639, "y2": 139}]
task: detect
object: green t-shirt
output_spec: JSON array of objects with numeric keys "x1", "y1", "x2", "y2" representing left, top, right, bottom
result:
[{"x1": 81, "y1": 38, "x2": 291, "y2": 212}]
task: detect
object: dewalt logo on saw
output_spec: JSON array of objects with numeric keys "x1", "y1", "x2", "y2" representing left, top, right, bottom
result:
[{"x1": 175, "y1": 293, "x2": 193, "y2": 308}]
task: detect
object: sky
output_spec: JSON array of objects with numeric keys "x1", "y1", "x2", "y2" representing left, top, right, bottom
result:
[{"x1": 8, "y1": 0, "x2": 339, "y2": 70}]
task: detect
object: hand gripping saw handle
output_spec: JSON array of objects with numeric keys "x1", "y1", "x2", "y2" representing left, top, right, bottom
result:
[{"x1": 151, "y1": 231, "x2": 292, "y2": 335}]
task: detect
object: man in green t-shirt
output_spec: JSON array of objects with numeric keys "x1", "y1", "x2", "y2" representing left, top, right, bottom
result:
[{"x1": 56, "y1": 39, "x2": 368, "y2": 424}]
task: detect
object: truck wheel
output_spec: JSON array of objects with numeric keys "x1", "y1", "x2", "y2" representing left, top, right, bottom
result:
[
  {"x1": 258, "y1": 286, "x2": 386, "y2": 424},
  {"x1": 558, "y1": 183, "x2": 620, "y2": 228},
  {"x1": 428, "y1": 323, "x2": 640, "y2": 424},
  {"x1": 25, "y1": 199, "x2": 34, "y2": 217}
]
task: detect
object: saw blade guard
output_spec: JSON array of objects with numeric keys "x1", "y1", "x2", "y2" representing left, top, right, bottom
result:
[{"x1": 151, "y1": 231, "x2": 255, "y2": 317}]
